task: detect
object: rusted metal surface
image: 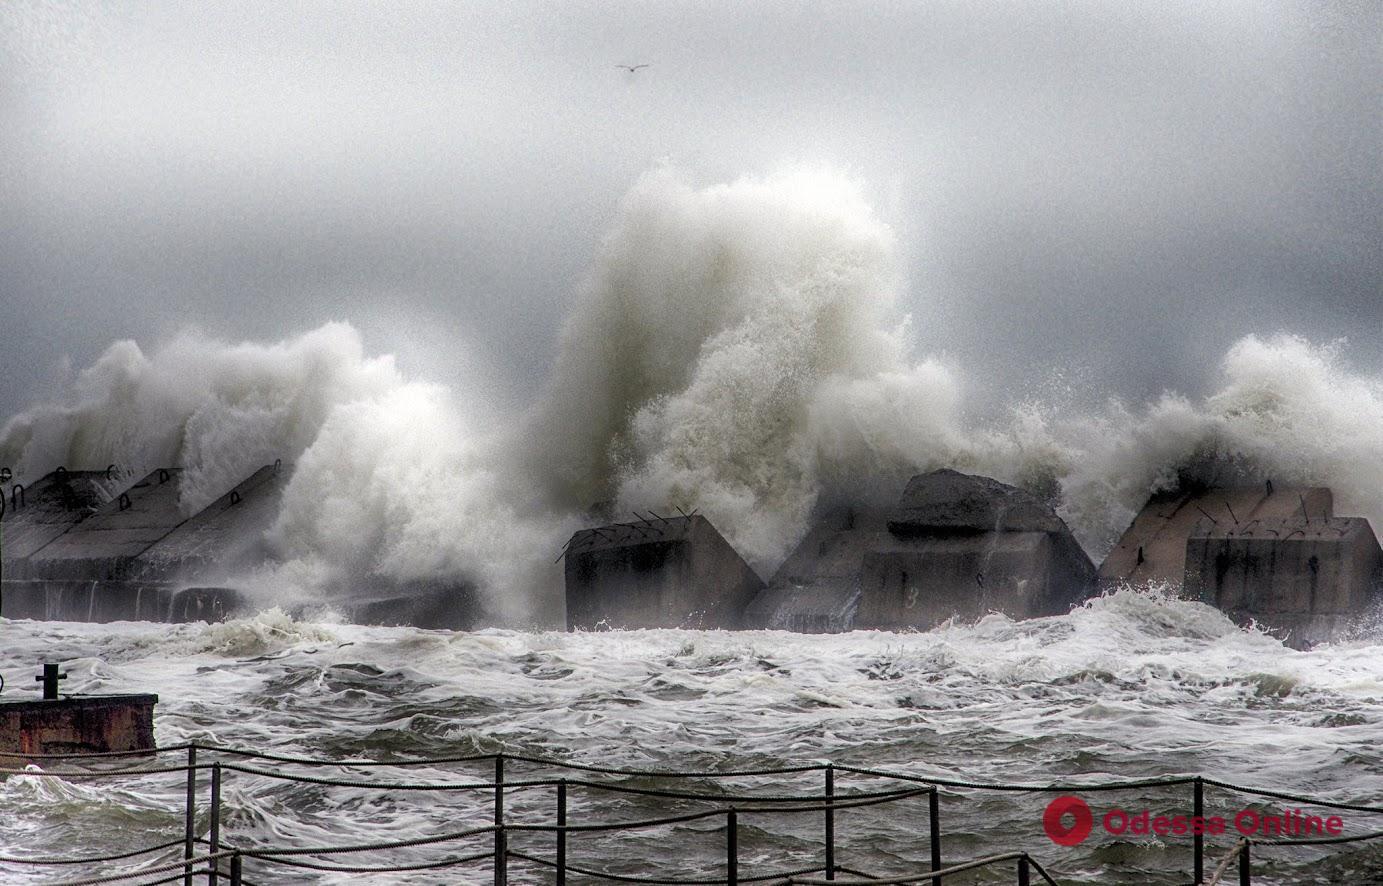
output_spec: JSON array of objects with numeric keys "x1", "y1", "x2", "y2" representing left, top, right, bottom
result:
[{"x1": 0, "y1": 694, "x2": 158, "y2": 758}]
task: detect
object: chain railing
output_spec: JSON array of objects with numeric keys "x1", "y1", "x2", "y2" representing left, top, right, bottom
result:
[{"x1": 1, "y1": 743, "x2": 1380, "y2": 884}]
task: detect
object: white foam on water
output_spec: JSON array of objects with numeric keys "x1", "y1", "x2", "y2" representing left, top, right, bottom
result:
[{"x1": 1, "y1": 593, "x2": 1381, "y2": 882}]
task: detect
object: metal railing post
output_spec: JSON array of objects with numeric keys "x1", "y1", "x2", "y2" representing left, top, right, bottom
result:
[
  {"x1": 824, "y1": 764, "x2": 835, "y2": 880},
  {"x1": 1017, "y1": 853, "x2": 1031, "y2": 886},
  {"x1": 557, "y1": 778, "x2": 567, "y2": 886},
  {"x1": 184, "y1": 744, "x2": 198, "y2": 886},
  {"x1": 1193, "y1": 776, "x2": 1204, "y2": 883},
  {"x1": 1238, "y1": 840, "x2": 1250, "y2": 885},
  {"x1": 494, "y1": 754, "x2": 506, "y2": 886},
  {"x1": 494, "y1": 753, "x2": 504, "y2": 822},
  {"x1": 929, "y1": 786, "x2": 942, "y2": 881},
  {"x1": 208, "y1": 763, "x2": 222, "y2": 886},
  {"x1": 228, "y1": 852, "x2": 242, "y2": 886},
  {"x1": 726, "y1": 808, "x2": 738, "y2": 886}
]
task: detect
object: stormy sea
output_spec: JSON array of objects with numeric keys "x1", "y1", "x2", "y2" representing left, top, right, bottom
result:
[
  {"x1": 2, "y1": 170, "x2": 1382, "y2": 883},
  {"x1": 3, "y1": 593, "x2": 1383, "y2": 884}
]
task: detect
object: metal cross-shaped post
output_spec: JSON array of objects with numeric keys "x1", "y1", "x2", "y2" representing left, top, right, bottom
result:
[{"x1": 37, "y1": 664, "x2": 66, "y2": 700}]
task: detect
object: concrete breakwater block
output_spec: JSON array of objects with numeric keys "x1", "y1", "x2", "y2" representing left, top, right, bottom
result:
[
  {"x1": 2, "y1": 463, "x2": 288, "y2": 625},
  {"x1": 14, "y1": 463, "x2": 287, "y2": 584},
  {"x1": 1097, "y1": 484, "x2": 1333, "y2": 590},
  {"x1": 743, "y1": 507, "x2": 890, "y2": 632},
  {"x1": 746, "y1": 470, "x2": 1097, "y2": 632},
  {"x1": 886, "y1": 469, "x2": 1070, "y2": 536},
  {"x1": 564, "y1": 514, "x2": 764, "y2": 629},
  {"x1": 19, "y1": 467, "x2": 189, "y2": 582},
  {"x1": 1185, "y1": 516, "x2": 1383, "y2": 646},
  {"x1": 854, "y1": 470, "x2": 1096, "y2": 630},
  {"x1": 0, "y1": 695, "x2": 158, "y2": 758},
  {"x1": 133, "y1": 463, "x2": 287, "y2": 582},
  {"x1": 1, "y1": 468, "x2": 112, "y2": 574},
  {"x1": 0, "y1": 666, "x2": 156, "y2": 759}
]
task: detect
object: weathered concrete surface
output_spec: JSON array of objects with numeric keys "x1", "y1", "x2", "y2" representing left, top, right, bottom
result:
[
  {"x1": 3, "y1": 464, "x2": 285, "y2": 624},
  {"x1": 0, "y1": 694, "x2": 157, "y2": 757},
  {"x1": 855, "y1": 469, "x2": 1096, "y2": 630},
  {"x1": 744, "y1": 508, "x2": 890, "y2": 631},
  {"x1": 746, "y1": 471, "x2": 1097, "y2": 632},
  {"x1": 135, "y1": 463, "x2": 287, "y2": 581},
  {"x1": 1, "y1": 469, "x2": 112, "y2": 576},
  {"x1": 1098, "y1": 484, "x2": 1333, "y2": 589},
  {"x1": 565, "y1": 514, "x2": 764, "y2": 630},
  {"x1": 856, "y1": 531, "x2": 1094, "y2": 629},
  {"x1": 0, "y1": 580, "x2": 209, "y2": 622},
  {"x1": 3, "y1": 462, "x2": 488, "y2": 630},
  {"x1": 333, "y1": 580, "x2": 485, "y2": 631},
  {"x1": 1185, "y1": 516, "x2": 1383, "y2": 646},
  {"x1": 22, "y1": 468, "x2": 188, "y2": 581},
  {"x1": 888, "y1": 469, "x2": 1069, "y2": 536}
]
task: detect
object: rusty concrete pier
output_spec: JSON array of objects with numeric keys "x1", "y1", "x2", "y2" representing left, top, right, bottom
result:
[{"x1": 0, "y1": 664, "x2": 157, "y2": 759}]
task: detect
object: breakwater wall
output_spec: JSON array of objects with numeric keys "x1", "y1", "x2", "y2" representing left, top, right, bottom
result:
[{"x1": 4, "y1": 462, "x2": 1379, "y2": 643}]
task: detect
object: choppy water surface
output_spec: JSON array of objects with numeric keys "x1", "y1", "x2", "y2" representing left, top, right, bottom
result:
[{"x1": 2, "y1": 590, "x2": 1382, "y2": 885}]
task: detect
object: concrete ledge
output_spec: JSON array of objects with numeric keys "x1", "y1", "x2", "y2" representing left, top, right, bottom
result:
[
  {"x1": 2, "y1": 580, "x2": 178, "y2": 622},
  {"x1": 855, "y1": 531, "x2": 1092, "y2": 629},
  {"x1": 0, "y1": 694, "x2": 158, "y2": 757}
]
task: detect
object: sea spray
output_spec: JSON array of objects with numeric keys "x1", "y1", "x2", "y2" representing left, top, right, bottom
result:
[
  {"x1": 0, "y1": 323, "x2": 402, "y2": 515},
  {"x1": 526, "y1": 167, "x2": 981, "y2": 569},
  {"x1": 266, "y1": 382, "x2": 571, "y2": 621},
  {"x1": 3, "y1": 169, "x2": 1383, "y2": 616}
]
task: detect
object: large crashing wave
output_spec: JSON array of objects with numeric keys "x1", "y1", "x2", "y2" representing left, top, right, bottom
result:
[
  {"x1": 0, "y1": 323, "x2": 561, "y2": 617},
  {"x1": 0, "y1": 324, "x2": 402, "y2": 514},
  {"x1": 1057, "y1": 334, "x2": 1383, "y2": 553},
  {"x1": 525, "y1": 168, "x2": 985, "y2": 567},
  {"x1": 3, "y1": 168, "x2": 1382, "y2": 618}
]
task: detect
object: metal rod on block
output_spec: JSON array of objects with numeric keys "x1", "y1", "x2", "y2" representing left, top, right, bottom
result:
[
  {"x1": 929, "y1": 786, "x2": 942, "y2": 881},
  {"x1": 1193, "y1": 777, "x2": 1204, "y2": 883},
  {"x1": 1017, "y1": 853, "x2": 1031, "y2": 886},
  {"x1": 208, "y1": 763, "x2": 221, "y2": 886},
  {"x1": 228, "y1": 853, "x2": 242, "y2": 886},
  {"x1": 1239, "y1": 841, "x2": 1251, "y2": 886},
  {"x1": 557, "y1": 779, "x2": 567, "y2": 886},
  {"x1": 184, "y1": 744, "x2": 197, "y2": 886},
  {"x1": 824, "y1": 764, "x2": 835, "y2": 880},
  {"x1": 726, "y1": 808, "x2": 738, "y2": 886}
]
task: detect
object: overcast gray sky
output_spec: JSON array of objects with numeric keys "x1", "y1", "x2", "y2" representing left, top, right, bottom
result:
[{"x1": 2, "y1": 1, "x2": 1379, "y2": 422}]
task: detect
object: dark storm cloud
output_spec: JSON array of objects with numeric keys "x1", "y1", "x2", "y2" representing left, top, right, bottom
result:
[{"x1": 1, "y1": 1, "x2": 1379, "y2": 420}]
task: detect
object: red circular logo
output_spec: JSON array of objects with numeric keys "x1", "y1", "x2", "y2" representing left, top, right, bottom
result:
[{"x1": 1044, "y1": 795, "x2": 1093, "y2": 846}]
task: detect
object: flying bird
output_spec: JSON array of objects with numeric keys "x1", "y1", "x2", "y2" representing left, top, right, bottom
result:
[{"x1": 615, "y1": 64, "x2": 650, "y2": 73}]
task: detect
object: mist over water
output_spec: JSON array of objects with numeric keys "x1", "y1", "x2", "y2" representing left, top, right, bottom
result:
[{"x1": 2, "y1": 168, "x2": 1382, "y2": 617}]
